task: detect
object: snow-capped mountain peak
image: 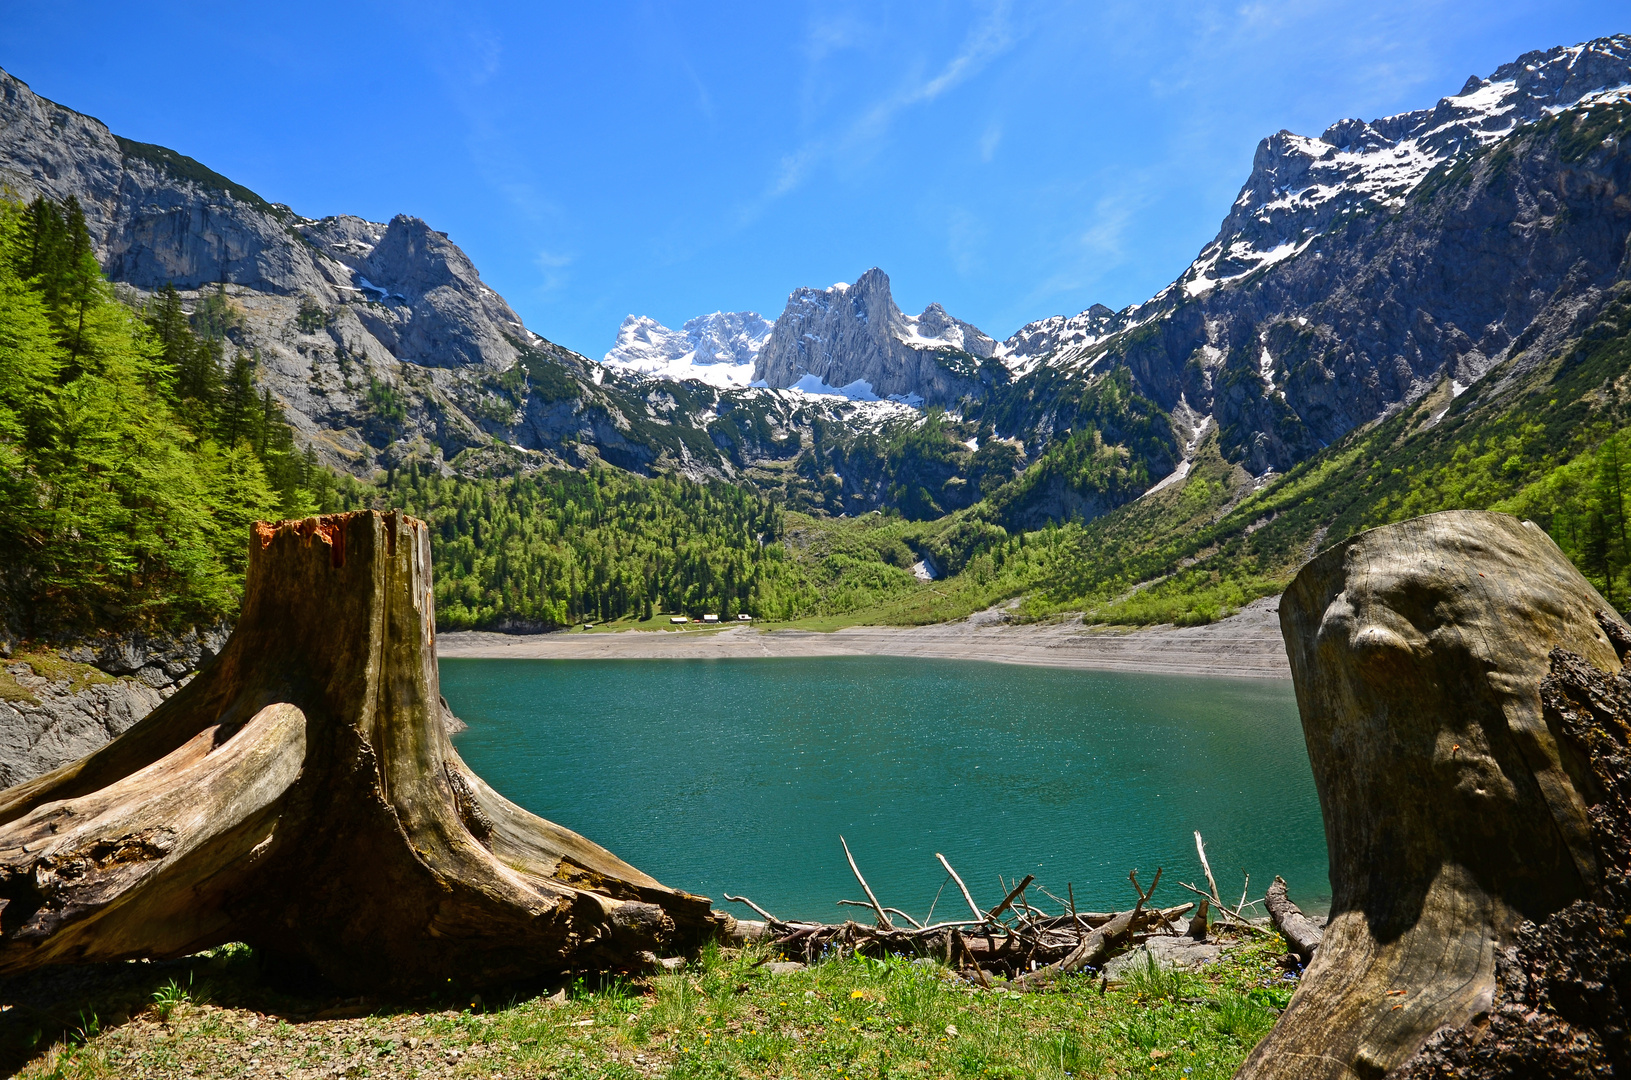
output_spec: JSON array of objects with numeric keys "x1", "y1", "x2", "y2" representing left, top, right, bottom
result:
[
  {"x1": 902, "y1": 301, "x2": 999, "y2": 355},
  {"x1": 1175, "y1": 33, "x2": 1631, "y2": 298},
  {"x1": 992, "y1": 34, "x2": 1631, "y2": 381},
  {"x1": 603, "y1": 310, "x2": 772, "y2": 388}
]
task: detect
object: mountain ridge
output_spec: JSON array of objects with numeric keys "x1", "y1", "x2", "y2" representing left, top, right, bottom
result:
[{"x1": 3, "y1": 34, "x2": 1630, "y2": 527}]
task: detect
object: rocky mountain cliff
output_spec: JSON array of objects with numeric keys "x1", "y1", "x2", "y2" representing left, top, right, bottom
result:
[
  {"x1": 983, "y1": 34, "x2": 1631, "y2": 484},
  {"x1": 753, "y1": 268, "x2": 1003, "y2": 407},
  {"x1": 0, "y1": 67, "x2": 946, "y2": 488},
  {"x1": 672, "y1": 35, "x2": 1631, "y2": 499},
  {"x1": 0, "y1": 67, "x2": 800, "y2": 481}
]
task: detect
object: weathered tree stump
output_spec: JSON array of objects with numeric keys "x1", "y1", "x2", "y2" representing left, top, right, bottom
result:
[
  {"x1": 1238, "y1": 510, "x2": 1624, "y2": 1080},
  {"x1": 0, "y1": 512, "x2": 720, "y2": 993}
]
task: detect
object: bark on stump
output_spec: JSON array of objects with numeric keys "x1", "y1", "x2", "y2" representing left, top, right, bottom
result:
[
  {"x1": 1238, "y1": 510, "x2": 1623, "y2": 1080},
  {"x1": 0, "y1": 511, "x2": 720, "y2": 993}
]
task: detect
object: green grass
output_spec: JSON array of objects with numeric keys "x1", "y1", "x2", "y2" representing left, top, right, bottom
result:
[{"x1": 13, "y1": 936, "x2": 1296, "y2": 1079}]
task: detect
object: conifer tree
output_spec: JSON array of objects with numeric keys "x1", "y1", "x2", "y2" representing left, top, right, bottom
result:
[
  {"x1": 59, "y1": 196, "x2": 101, "y2": 370},
  {"x1": 177, "y1": 331, "x2": 224, "y2": 420},
  {"x1": 145, "y1": 284, "x2": 193, "y2": 375},
  {"x1": 218, "y1": 351, "x2": 257, "y2": 447}
]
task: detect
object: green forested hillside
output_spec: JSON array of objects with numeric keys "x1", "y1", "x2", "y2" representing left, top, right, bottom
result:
[
  {"x1": 0, "y1": 197, "x2": 316, "y2": 637},
  {"x1": 326, "y1": 465, "x2": 965, "y2": 629},
  {"x1": 330, "y1": 466, "x2": 800, "y2": 628},
  {"x1": 936, "y1": 283, "x2": 1631, "y2": 626}
]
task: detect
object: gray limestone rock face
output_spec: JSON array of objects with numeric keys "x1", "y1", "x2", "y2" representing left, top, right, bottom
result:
[
  {"x1": 0, "y1": 621, "x2": 232, "y2": 786},
  {"x1": 359, "y1": 215, "x2": 529, "y2": 371},
  {"x1": 0, "y1": 68, "x2": 611, "y2": 479},
  {"x1": 1188, "y1": 35, "x2": 1631, "y2": 295},
  {"x1": 300, "y1": 214, "x2": 388, "y2": 271},
  {"x1": 0, "y1": 72, "x2": 333, "y2": 298},
  {"x1": 0, "y1": 621, "x2": 472, "y2": 788},
  {"x1": 754, "y1": 268, "x2": 993, "y2": 407},
  {"x1": 59, "y1": 621, "x2": 232, "y2": 687},
  {"x1": 0, "y1": 670, "x2": 165, "y2": 789}
]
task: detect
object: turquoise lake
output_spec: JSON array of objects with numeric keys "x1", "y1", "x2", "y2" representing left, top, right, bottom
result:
[{"x1": 441, "y1": 656, "x2": 1329, "y2": 923}]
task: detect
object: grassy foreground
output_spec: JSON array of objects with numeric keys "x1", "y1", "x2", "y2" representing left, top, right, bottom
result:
[{"x1": 7, "y1": 934, "x2": 1295, "y2": 1079}]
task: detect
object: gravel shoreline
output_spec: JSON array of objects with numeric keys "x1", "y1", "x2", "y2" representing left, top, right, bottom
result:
[{"x1": 437, "y1": 596, "x2": 1290, "y2": 680}]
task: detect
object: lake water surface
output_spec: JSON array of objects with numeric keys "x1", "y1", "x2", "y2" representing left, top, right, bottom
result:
[{"x1": 442, "y1": 656, "x2": 1329, "y2": 923}]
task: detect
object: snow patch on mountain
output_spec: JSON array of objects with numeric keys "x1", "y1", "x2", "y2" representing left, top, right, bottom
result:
[
  {"x1": 603, "y1": 311, "x2": 772, "y2": 388},
  {"x1": 786, "y1": 372, "x2": 926, "y2": 407},
  {"x1": 995, "y1": 303, "x2": 1127, "y2": 375}
]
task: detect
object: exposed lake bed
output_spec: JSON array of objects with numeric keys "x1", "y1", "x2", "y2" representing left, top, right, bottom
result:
[
  {"x1": 442, "y1": 653, "x2": 1327, "y2": 924},
  {"x1": 438, "y1": 596, "x2": 1291, "y2": 680}
]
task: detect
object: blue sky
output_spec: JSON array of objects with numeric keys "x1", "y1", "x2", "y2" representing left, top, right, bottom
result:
[{"x1": 3, "y1": 2, "x2": 1624, "y2": 357}]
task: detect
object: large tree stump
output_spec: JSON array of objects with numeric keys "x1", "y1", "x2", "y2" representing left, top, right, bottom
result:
[
  {"x1": 1238, "y1": 511, "x2": 1623, "y2": 1080},
  {"x1": 0, "y1": 512, "x2": 720, "y2": 993}
]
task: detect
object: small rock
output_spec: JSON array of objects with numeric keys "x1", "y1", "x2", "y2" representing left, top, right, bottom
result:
[
  {"x1": 945, "y1": 1024, "x2": 959, "y2": 1038},
  {"x1": 765, "y1": 961, "x2": 806, "y2": 975},
  {"x1": 1102, "y1": 934, "x2": 1223, "y2": 979},
  {"x1": 658, "y1": 956, "x2": 686, "y2": 971},
  {"x1": 546, "y1": 988, "x2": 567, "y2": 1005}
]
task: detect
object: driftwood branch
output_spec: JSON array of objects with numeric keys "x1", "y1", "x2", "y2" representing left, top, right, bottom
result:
[
  {"x1": 724, "y1": 893, "x2": 786, "y2": 928},
  {"x1": 1195, "y1": 831, "x2": 1221, "y2": 906},
  {"x1": 737, "y1": 846, "x2": 1206, "y2": 989},
  {"x1": 1263, "y1": 877, "x2": 1322, "y2": 962},
  {"x1": 840, "y1": 836, "x2": 893, "y2": 930},
  {"x1": 936, "y1": 852, "x2": 985, "y2": 923},
  {"x1": 836, "y1": 900, "x2": 925, "y2": 929},
  {"x1": 985, "y1": 874, "x2": 1035, "y2": 923},
  {"x1": 1175, "y1": 881, "x2": 1270, "y2": 933}
]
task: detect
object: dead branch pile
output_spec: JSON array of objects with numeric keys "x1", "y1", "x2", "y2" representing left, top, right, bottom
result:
[{"x1": 724, "y1": 833, "x2": 1294, "y2": 988}]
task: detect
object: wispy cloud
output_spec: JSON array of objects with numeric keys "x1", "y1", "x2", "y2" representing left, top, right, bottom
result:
[
  {"x1": 979, "y1": 122, "x2": 1002, "y2": 162},
  {"x1": 740, "y1": 1, "x2": 1016, "y2": 223},
  {"x1": 645, "y1": 3, "x2": 716, "y2": 122},
  {"x1": 533, "y1": 249, "x2": 574, "y2": 294},
  {"x1": 1005, "y1": 171, "x2": 1160, "y2": 317},
  {"x1": 1077, "y1": 194, "x2": 1139, "y2": 261},
  {"x1": 466, "y1": 29, "x2": 502, "y2": 84}
]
